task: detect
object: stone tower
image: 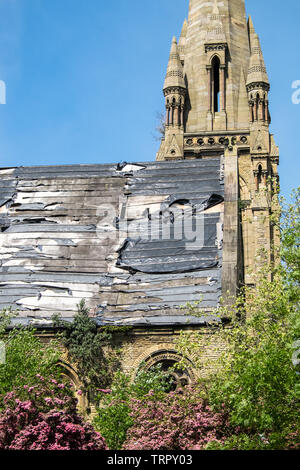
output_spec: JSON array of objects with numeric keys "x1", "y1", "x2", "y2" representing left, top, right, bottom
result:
[{"x1": 157, "y1": 0, "x2": 280, "y2": 292}]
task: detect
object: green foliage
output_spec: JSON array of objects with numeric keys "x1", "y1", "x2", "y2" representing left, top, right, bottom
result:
[
  {"x1": 93, "y1": 372, "x2": 132, "y2": 451},
  {"x1": 93, "y1": 365, "x2": 172, "y2": 450},
  {"x1": 131, "y1": 364, "x2": 174, "y2": 398},
  {"x1": 206, "y1": 434, "x2": 269, "y2": 450},
  {"x1": 208, "y1": 280, "x2": 298, "y2": 434},
  {"x1": 0, "y1": 327, "x2": 60, "y2": 409},
  {"x1": 176, "y1": 189, "x2": 300, "y2": 449},
  {"x1": 0, "y1": 308, "x2": 16, "y2": 336},
  {"x1": 52, "y1": 300, "x2": 128, "y2": 398},
  {"x1": 280, "y1": 187, "x2": 300, "y2": 297}
]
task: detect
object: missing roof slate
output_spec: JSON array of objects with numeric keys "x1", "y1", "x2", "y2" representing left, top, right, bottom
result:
[
  {"x1": 0, "y1": 159, "x2": 224, "y2": 325},
  {"x1": 116, "y1": 194, "x2": 223, "y2": 274}
]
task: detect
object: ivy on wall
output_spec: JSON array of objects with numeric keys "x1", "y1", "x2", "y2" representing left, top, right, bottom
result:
[{"x1": 52, "y1": 300, "x2": 131, "y2": 402}]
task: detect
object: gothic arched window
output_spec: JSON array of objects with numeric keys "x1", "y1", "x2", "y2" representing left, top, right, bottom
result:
[
  {"x1": 262, "y1": 94, "x2": 266, "y2": 121},
  {"x1": 257, "y1": 164, "x2": 263, "y2": 185},
  {"x1": 138, "y1": 350, "x2": 195, "y2": 391},
  {"x1": 255, "y1": 93, "x2": 260, "y2": 121},
  {"x1": 212, "y1": 56, "x2": 220, "y2": 113}
]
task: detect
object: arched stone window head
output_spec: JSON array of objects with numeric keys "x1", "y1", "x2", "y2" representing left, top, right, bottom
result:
[
  {"x1": 58, "y1": 361, "x2": 87, "y2": 412},
  {"x1": 212, "y1": 56, "x2": 221, "y2": 113},
  {"x1": 138, "y1": 350, "x2": 195, "y2": 392}
]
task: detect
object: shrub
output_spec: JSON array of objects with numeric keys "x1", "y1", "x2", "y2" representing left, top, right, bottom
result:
[
  {"x1": 0, "y1": 375, "x2": 107, "y2": 450},
  {"x1": 123, "y1": 386, "x2": 232, "y2": 450},
  {"x1": 93, "y1": 366, "x2": 171, "y2": 450},
  {"x1": 52, "y1": 300, "x2": 126, "y2": 398},
  {"x1": 0, "y1": 327, "x2": 60, "y2": 408}
]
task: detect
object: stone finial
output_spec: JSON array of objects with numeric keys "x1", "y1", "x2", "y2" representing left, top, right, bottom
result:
[
  {"x1": 246, "y1": 17, "x2": 269, "y2": 86},
  {"x1": 163, "y1": 37, "x2": 186, "y2": 91}
]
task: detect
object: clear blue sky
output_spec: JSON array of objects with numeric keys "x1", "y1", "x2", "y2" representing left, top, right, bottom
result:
[{"x1": 0, "y1": 0, "x2": 299, "y2": 198}]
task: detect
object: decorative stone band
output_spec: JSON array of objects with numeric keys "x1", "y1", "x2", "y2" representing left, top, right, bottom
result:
[
  {"x1": 208, "y1": 14, "x2": 223, "y2": 21},
  {"x1": 204, "y1": 43, "x2": 227, "y2": 53},
  {"x1": 169, "y1": 53, "x2": 180, "y2": 60},
  {"x1": 163, "y1": 86, "x2": 186, "y2": 97},
  {"x1": 251, "y1": 47, "x2": 263, "y2": 56},
  {"x1": 166, "y1": 70, "x2": 184, "y2": 78},
  {"x1": 248, "y1": 65, "x2": 267, "y2": 74},
  {"x1": 184, "y1": 134, "x2": 249, "y2": 148},
  {"x1": 246, "y1": 82, "x2": 270, "y2": 92}
]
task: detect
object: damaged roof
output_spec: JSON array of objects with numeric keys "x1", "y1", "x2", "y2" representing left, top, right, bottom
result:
[{"x1": 0, "y1": 159, "x2": 224, "y2": 327}]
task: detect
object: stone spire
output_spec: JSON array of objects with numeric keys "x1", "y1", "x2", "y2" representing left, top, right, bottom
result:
[
  {"x1": 246, "y1": 16, "x2": 269, "y2": 86},
  {"x1": 182, "y1": 0, "x2": 250, "y2": 133},
  {"x1": 178, "y1": 19, "x2": 187, "y2": 64},
  {"x1": 163, "y1": 37, "x2": 186, "y2": 91},
  {"x1": 157, "y1": 37, "x2": 186, "y2": 162}
]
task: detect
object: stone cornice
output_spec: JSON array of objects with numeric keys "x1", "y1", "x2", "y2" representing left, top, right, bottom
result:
[
  {"x1": 163, "y1": 86, "x2": 186, "y2": 97},
  {"x1": 205, "y1": 43, "x2": 227, "y2": 53},
  {"x1": 246, "y1": 82, "x2": 270, "y2": 92}
]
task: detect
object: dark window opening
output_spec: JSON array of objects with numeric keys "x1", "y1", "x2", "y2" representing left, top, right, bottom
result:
[
  {"x1": 262, "y1": 100, "x2": 265, "y2": 121},
  {"x1": 255, "y1": 93, "x2": 260, "y2": 121},
  {"x1": 257, "y1": 165, "x2": 263, "y2": 185},
  {"x1": 212, "y1": 56, "x2": 220, "y2": 113}
]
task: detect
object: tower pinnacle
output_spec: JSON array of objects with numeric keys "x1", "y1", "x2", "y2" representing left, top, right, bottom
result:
[
  {"x1": 247, "y1": 18, "x2": 269, "y2": 86},
  {"x1": 157, "y1": 36, "x2": 186, "y2": 161},
  {"x1": 163, "y1": 37, "x2": 186, "y2": 90}
]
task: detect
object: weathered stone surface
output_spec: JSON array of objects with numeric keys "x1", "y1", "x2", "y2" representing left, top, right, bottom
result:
[{"x1": 157, "y1": 0, "x2": 279, "y2": 292}]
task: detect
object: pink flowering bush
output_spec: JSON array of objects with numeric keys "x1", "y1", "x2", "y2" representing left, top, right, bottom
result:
[
  {"x1": 123, "y1": 386, "x2": 233, "y2": 450},
  {"x1": 0, "y1": 375, "x2": 107, "y2": 450}
]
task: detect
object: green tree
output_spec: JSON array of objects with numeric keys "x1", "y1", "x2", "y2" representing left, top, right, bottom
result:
[
  {"x1": 0, "y1": 308, "x2": 15, "y2": 336},
  {"x1": 52, "y1": 300, "x2": 127, "y2": 400},
  {"x1": 280, "y1": 188, "x2": 300, "y2": 290},
  {"x1": 0, "y1": 326, "x2": 60, "y2": 409},
  {"x1": 176, "y1": 188, "x2": 300, "y2": 449},
  {"x1": 93, "y1": 365, "x2": 172, "y2": 450}
]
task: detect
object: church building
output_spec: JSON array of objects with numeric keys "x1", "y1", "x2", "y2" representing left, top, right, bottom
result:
[{"x1": 0, "y1": 0, "x2": 279, "y2": 388}]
